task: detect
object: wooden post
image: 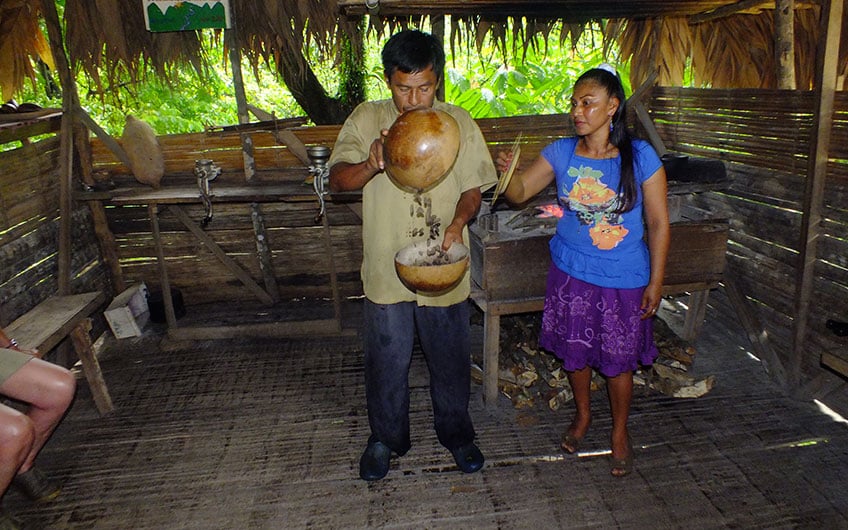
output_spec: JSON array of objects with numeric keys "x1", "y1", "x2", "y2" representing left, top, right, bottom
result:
[
  {"x1": 69, "y1": 319, "x2": 115, "y2": 414},
  {"x1": 250, "y1": 203, "x2": 280, "y2": 303},
  {"x1": 790, "y1": 0, "x2": 843, "y2": 389},
  {"x1": 431, "y1": 14, "x2": 446, "y2": 102},
  {"x1": 40, "y1": 0, "x2": 75, "y2": 295},
  {"x1": 224, "y1": 8, "x2": 256, "y2": 183},
  {"x1": 149, "y1": 204, "x2": 178, "y2": 329},
  {"x1": 775, "y1": 0, "x2": 796, "y2": 89},
  {"x1": 321, "y1": 207, "x2": 342, "y2": 331},
  {"x1": 88, "y1": 201, "x2": 126, "y2": 294}
]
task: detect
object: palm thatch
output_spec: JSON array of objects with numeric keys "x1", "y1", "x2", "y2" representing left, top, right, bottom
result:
[
  {"x1": 614, "y1": 6, "x2": 836, "y2": 89},
  {"x1": 0, "y1": 0, "x2": 846, "y2": 105},
  {"x1": 0, "y1": 1, "x2": 53, "y2": 102}
]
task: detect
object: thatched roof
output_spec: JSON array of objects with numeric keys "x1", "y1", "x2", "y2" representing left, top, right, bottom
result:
[
  {"x1": 0, "y1": 0, "x2": 843, "y2": 103},
  {"x1": 0, "y1": 1, "x2": 54, "y2": 101},
  {"x1": 338, "y1": 0, "x2": 757, "y2": 19}
]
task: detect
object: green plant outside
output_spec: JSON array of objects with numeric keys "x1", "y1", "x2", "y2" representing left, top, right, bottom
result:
[{"x1": 11, "y1": 20, "x2": 629, "y2": 138}]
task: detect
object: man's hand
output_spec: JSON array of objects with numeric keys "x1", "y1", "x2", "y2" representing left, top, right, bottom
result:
[
  {"x1": 329, "y1": 129, "x2": 390, "y2": 192},
  {"x1": 441, "y1": 223, "x2": 464, "y2": 250},
  {"x1": 366, "y1": 132, "x2": 389, "y2": 174}
]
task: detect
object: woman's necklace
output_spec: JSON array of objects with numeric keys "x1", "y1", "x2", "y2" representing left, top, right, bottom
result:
[{"x1": 578, "y1": 139, "x2": 617, "y2": 159}]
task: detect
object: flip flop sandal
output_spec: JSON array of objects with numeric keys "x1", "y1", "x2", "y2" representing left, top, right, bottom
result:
[
  {"x1": 561, "y1": 431, "x2": 583, "y2": 454},
  {"x1": 0, "y1": 101, "x2": 18, "y2": 114},
  {"x1": 609, "y1": 435, "x2": 634, "y2": 477},
  {"x1": 16, "y1": 103, "x2": 43, "y2": 113}
]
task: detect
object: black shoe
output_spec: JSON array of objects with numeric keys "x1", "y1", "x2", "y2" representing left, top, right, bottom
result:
[
  {"x1": 826, "y1": 320, "x2": 848, "y2": 337},
  {"x1": 359, "y1": 440, "x2": 391, "y2": 481},
  {"x1": 0, "y1": 511, "x2": 23, "y2": 530},
  {"x1": 450, "y1": 443, "x2": 485, "y2": 473},
  {"x1": 12, "y1": 467, "x2": 61, "y2": 503}
]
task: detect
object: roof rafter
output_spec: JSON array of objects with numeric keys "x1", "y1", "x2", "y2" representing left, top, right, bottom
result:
[{"x1": 338, "y1": 0, "x2": 745, "y2": 19}]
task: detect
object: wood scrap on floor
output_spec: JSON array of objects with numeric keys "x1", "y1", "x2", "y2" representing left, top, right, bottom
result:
[{"x1": 471, "y1": 311, "x2": 715, "y2": 410}]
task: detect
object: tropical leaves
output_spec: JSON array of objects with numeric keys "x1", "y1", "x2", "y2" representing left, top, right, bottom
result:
[{"x1": 445, "y1": 24, "x2": 617, "y2": 119}]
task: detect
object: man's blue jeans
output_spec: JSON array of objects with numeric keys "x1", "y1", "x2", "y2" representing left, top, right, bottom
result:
[{"x1": 363, "y1": 299, "x2": 476, "y2": 455}]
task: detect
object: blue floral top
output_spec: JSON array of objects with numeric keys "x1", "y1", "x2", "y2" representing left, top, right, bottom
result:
[{"x1": 541, "y1": 137, "x2": 662, "y2": 288}]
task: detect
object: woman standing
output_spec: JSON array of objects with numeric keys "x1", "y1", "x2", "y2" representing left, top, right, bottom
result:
[{"x1": 497, "y1": 65, "x2": 669, "y2": 476}]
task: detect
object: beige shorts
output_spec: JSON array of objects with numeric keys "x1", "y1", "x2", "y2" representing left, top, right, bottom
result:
[{"x1": 0, "y1": 348, "x2": 34, "y2": 386}]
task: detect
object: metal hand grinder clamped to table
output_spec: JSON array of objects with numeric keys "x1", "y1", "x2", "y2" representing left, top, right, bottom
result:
[{"x1": 194, "y1": 158, "x2": 221, "y2": 227}]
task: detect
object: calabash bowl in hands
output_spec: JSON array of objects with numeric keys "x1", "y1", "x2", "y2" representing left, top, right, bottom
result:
[{"x1": 394, "y1": 239, "x2": 469, "y2": 293}]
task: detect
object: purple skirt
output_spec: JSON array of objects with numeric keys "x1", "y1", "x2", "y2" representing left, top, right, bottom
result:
[{"x1": 539, "y1": 265, "x2": 658, "y2": 377}]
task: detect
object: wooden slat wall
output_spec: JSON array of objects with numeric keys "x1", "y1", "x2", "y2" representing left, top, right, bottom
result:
[
  {"x1": 89, "y1": 114, "x2": 575, "y2": 309},
  {"x1": 0, "y1": 136, "x2": 111, "y2": 327},
  {"x1": 90, "y1": 117, "x2": 574, "y2": 178},
  {"x1": 650, "y1": 87, "x2": 848, "y2": 384},
  {"x1": 107, "y1": 200, "x2": 364, "y2": 305}
]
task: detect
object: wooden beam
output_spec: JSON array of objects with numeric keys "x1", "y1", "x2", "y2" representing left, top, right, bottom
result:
[
  {"x1": 633, "y1": 101, "x2": 668, "y2": 156},
  {"x1": 821, "y1": 352, "x2": 848, "y2": 379},
  {"x1": 88, "y1": 201, "x2": 126, "y2": 293},
  {"x1": 250, "y1": 203, "x2": 281, "y2": 303},
  {"x1": 0, "y1": 112, "x2": 62, "y2": 144},
  {"x1": 628, "y1": 70, "x2": 659, "y2": 105},
  {"x1": 724, "y1": 276, "x2": 787, "y2": 387},
  {"x1": 339, "y1": 0, "x2": 746, "y2": 19},
  {"x1": 75, "y1": 107, "x2": 132, "y2": 170},
  {"x1": 625, "y1": 43, "x2": 664, "y2": 156},
  {"x1": 775, "y1": 0, "x2": 797, "y2": 89},
  {"x1": 40, "y1": 0, "x2": 74, "y2": 295},
  {"x1": 166, "y1": 205, "x2": 274, "y2": 305},
  {"x1": 209, "y1": 113, "x2": 306, "y2": 134},
  {"x1": 246, "y1": 104, "x2": 311, "y2": 165},
  {"x1": 320, "y1": 209, "x2": 343, "y2": 332},
  {"x1": 149, "y1": 204, "x2": 178, "y2": 329},
  {"x1": 790, "y1": 0, "x2": 843, "y2": 389},
  {"x1": 690, "y1": 0, "x2": 771, "y2": 23},
  {"x1": 224, "y1": 24, "x2": 256, "y2": 182}
]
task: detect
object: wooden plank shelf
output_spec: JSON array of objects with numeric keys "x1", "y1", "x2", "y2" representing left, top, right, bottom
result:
[
  {"x1": 0, "y1": 110, "x2": 63, "y2": 144},
  {"x1": 822, "y1": 351, "x2": 848, "y2": 378}
]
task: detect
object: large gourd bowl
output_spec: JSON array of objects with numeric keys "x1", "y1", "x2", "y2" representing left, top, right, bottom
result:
[
  {"x1": 394, "y1": 240, "x2": 469, "y2": 293},
  {"x1": 383, "y1": 108, "x2": 460, "y2": 192}
]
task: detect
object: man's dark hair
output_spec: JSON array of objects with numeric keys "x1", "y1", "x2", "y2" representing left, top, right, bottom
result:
[{"x1": 382, "y1": 29, "x2": 445, "y2": 81}]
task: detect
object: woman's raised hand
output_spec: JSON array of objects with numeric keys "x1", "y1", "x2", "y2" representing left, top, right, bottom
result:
[{"x1": 495, "y1": 150, "x2": 513, "y2": 174}]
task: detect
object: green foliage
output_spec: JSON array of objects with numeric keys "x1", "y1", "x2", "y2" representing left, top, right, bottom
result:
[
  {"x1": 445, "y1": 23, "x2": 631, "y2": 119},
  {"x1": 12, "y1": 19, "x2": 630, "y2": 135}
]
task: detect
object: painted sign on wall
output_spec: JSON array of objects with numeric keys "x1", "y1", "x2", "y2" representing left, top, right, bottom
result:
[{"x1": 144, "y1": 1, "x2": 231, "y2": 32}]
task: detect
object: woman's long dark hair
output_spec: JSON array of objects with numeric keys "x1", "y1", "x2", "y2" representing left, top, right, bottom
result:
[{"x1": 575, "y1": 68, "x2": 637, "y2": 213}]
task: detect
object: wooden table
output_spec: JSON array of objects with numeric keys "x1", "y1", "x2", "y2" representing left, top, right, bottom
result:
[{"x1": 469, "y1": 214, "x2": 729, "y2": 406}]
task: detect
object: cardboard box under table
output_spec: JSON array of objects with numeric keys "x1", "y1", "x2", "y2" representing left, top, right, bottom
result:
[{"x1": 105, "y1": 283, "x2": 150, "y2": 339}]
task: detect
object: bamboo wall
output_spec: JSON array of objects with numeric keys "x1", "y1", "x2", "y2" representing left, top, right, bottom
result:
[
  {"x1": 649, "y1": 87, "x2": 847, "y2": 386},
  {"x1": 0, "y1": 136, "x2": 111, "y2": 327}
]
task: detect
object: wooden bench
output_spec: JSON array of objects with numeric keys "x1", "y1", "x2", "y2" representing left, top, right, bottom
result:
[{"x1": 5, "y1": 291, "x2": 114, "y2": 415}]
